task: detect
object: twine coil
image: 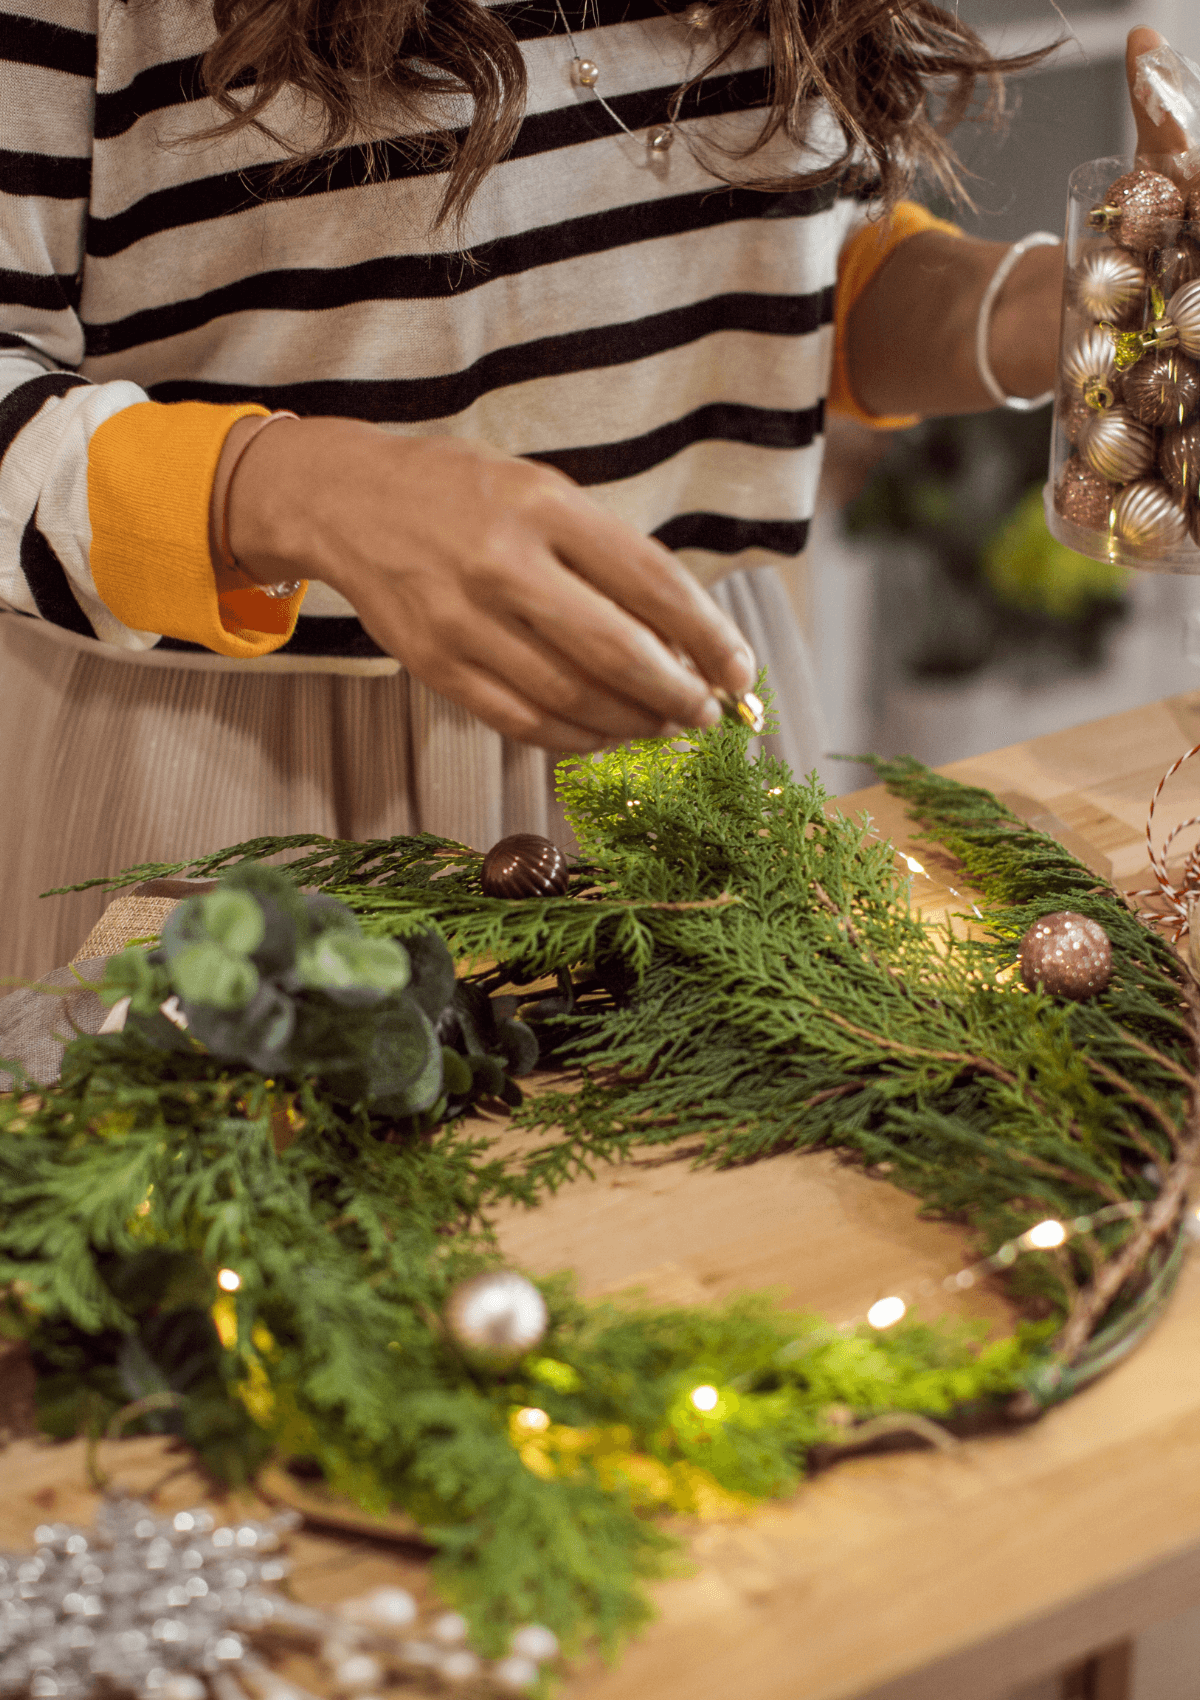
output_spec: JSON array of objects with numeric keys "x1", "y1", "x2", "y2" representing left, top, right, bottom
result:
[{"x1": 1130, "y1": 740, "x2": 1200, "y2": 938}]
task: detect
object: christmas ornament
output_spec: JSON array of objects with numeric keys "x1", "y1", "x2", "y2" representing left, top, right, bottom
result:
[
  {"x1": 1112, "y1": 479, "x2": 1190, "y2": 550},
  {"x1": 1019, "y1": 912, "x2": 1113, "y2": 1000},
  {"x1": 0, "y1": 1499, "x2": 299, "y2": 1700},
  {"x1": 1060, "y1": 392, "x2": 1093, "y2": 446},
  {"x1": 0, "y1": 1504, "x2": 561, "y2": 1700},
  {"x1": 1053, "y1": 457, "x2": 1115, "y2": 531},
  {"x1": 1155, "y1": 242, "x2": 1200, "y2": 298},
  {"x1": 1160, "y1": 421, "x2": 1200, "y2": 499},
  {"x1": 1061, "y1": 326, "x2": 1121, "y2": 411},
  {"x1": 1107, "y1": 279, "x2": 1200, "y2": 367},
  {"x1": 1121, "y1": 350, "x2": 1200, "y2": 426},
  {"x1": 1088, "y1": 167, "x2": 1184, "y2": 252},
  {"x1": 445, "y1": 1271, "x2": 548, "y2": 1360},
  {"x1": 715, "y1": 687, "x2": 767, "y2": 733},
  {"x1": 1073, "y1": 246, "x2": 1146, "y2": 324},
  {"x1": 480, "y1": 835, "x2": 570, "y2": 899},
  {"x1": 1078, "y1": 405, "x2": 1156, "y2": 482}
]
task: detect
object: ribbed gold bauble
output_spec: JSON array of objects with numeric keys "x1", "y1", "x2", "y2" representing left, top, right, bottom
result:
[
  {"x1": 1089, "y1": 168, "x2": 1184, "y2": 252},
  {"x1": 480, "y1": 833, "x2": 570, "y2": 899},
  {"x1": 1073, "y1": 246, "x2": 1146, "y2": 324},
  {"x1": 1122, "y1": 350, "x2": 1200, "y2": 426},
  {"x1": 1061, "y1": 326, "x2": 1120, "y2": 411},
  {"x1": 1078, "y1": 405, "x2": 1156, "y2": 482},
  {"x1": 1163, "y1": 279, "x2": 1200, "y2": 359},
  {"x1": 1112, "y1": 479, "x2": 1190, "y2": 549},
  {"x1": 1160, "y1": 422, "x2": 1200, "y2": 500},
  {"x1": 1053, "y1": 456, "x2": 1115, "y2": 531}
]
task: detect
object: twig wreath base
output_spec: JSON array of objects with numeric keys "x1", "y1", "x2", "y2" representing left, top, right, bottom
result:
[{"x1": 5, "y1": 715, "x2": 1196, "y2": 1669}]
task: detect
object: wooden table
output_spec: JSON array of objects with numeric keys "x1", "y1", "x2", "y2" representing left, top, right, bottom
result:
[{"x1": 10, "y1": 691, "x2": 1200, "y2": 1700}]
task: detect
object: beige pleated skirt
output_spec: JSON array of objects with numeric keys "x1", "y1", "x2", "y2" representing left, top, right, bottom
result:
[{"x1": 0, "y1": 566, "x2": 825, "y2": 983}]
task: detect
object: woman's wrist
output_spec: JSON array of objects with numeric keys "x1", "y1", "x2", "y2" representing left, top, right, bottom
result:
[{"x1": 986, "y1": 241, "x2": 1064, "y2": 405}]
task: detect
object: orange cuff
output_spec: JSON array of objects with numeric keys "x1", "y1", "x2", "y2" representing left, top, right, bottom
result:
[
  {"x1": 88, "y1": 400, "x2": 308, "y2": 658},
  {"x1": 829, "y1": 202, "x2": 964, "y2": 430}
]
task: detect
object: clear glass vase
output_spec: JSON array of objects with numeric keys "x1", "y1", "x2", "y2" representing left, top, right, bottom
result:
[{"x1": 1045, "y1": 153, "x2": 1200, "y2": 573}]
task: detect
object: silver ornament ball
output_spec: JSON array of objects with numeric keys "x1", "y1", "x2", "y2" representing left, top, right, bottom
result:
[
  {"x1": 445, "y1": 1271, "x2": 548, "y2": 1360},
  {"x1": 1113, "y1": 479, "x2": 1190, "y2": 550}
]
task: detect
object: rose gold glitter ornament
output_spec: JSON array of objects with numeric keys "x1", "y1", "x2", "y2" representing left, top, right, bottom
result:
[
  {"x1": 480, "y1": 833, "x2": 570, "y2": 899},
  {"x1": 1061, "y1": 393, "x2": 1093, "y2": 446},
  {"x1": 1113, "y1": 479, "x2": 1190, "y2": 549},
  {"x1": 1019, "y1": 912, "x2": 1113, "y2": 1001},
  {"x1": 1122, "y1": 349, "x2": 1200, "y2": 425},
  {"x1": 1061, "y1": 326, "x2": 1120, "y2": 411},
  {"x1": 1053, "y1": 456, "x2": 1115, "y2": 531},
  {"x1": 1088, "y1": 168, "x2": 1184, "y2": 252},
  {"x1": 1155, "y1": 242, "x2": 1200, "y2": 298},
  {"x1": 1160, "y1": 421, "x2": 1200, "y2": 499},
  {"x1": 1078, "y1": 405, "x2": 1156, "y2": 482},
  {"x1": 1073, "y1": 246, "x2": 1146, "y2": 324}
]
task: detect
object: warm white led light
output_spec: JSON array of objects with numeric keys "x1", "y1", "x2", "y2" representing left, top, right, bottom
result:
[
  {"x1": 1025, "y1": 1219, "x2": 1067, "y2": 1250},
  {"x1": 515, "y1": 1407, "x2": 550, "y2": 1433},
  {"x1": 690, "y1": 1384, "x2": 719, "y2": 1412},
  {"x1": 216, "y1": 1268, "x2": 242, "y2": 1292},
  {"x1": 903, "y1": 855, "x2": 925, "y2": 875},
  {"x1": 867, "y1": 1296, "x2": 907, "y2": 1329}
]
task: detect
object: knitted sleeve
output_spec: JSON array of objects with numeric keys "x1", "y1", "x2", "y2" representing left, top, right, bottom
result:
[
  {"x1": 828, "y1": 201, "x2": 964, "y2": 430},
  {"x1": 0, "y1": 2, "x2": 305, "y2": 656}
]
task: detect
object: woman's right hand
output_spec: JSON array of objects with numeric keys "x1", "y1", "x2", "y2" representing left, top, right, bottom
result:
[{"x1": 220, "y1": 415, "x2": 757, "y2": 752}]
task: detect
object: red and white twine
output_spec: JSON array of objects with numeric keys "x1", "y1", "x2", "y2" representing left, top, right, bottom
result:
[{"x1": 1130, "y1": 740, "x2": 1200, "y2": 939}]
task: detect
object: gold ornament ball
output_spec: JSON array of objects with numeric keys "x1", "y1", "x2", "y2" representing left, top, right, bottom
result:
[
  {"x1": 1020, "y1": 912, "x2": 1113, "y2": 1001},
  {"x1": 1072, "y1": 246, "x2": 1146, "y2": 324},
  {"x1": 1060, "y1": 326, "x2": 1120, "y2": 411},
  {"x1": 1122, "y1": 350, "x2": 1200, "y2": 426},
  {"x1": 1164, "y1": 279, "x2": 1200, "y2": 359},
  {"x1": 1053, "y1": 456, "x2": 1114, "y2": 531},
  {"x1": 481, "y1": 833, "x2": 570, "y2": 899},
  {"x1": 1112, "y1": 479, "x2": 1190, "y2": 550},
  {"x1": 445, "y1": 1271, "x2": 549, "y2": 1361},
  {"x1": 1078, "y1": 405, "x2": 1156, "y2": 483},
  {"x1": 1089, "y1": 168, "x2": 1184, "y2": 252},
  {"x1": 1160, "y1": 422, "x2": 1200, "y2": 500}
]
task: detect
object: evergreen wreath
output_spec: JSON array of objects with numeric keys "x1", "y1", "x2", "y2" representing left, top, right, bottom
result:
[{"x1": 3, "y1": 714, "x2": 1196, "y2": 1667}]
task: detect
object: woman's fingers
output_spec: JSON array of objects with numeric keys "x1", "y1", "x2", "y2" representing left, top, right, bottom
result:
[
  {"x1": 544, "y1": 495, "x2": 757, "y2": 697},
  {"x1": 1126, "y1": 27, "x2": 1191, "y2": 156}
]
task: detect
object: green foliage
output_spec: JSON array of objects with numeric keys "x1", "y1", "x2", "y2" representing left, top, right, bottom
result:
[
  {"x1": 13, "y1": 716, "x2": 1194, "y2": 1668},
  {"x1": 982, "y1": 487, "x2": 1128, "y2": 621}
]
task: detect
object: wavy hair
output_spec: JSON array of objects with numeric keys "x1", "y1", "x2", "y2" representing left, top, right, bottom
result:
[{"x1": 198, "y1": 0, "x2": 1055, "y2": 224}]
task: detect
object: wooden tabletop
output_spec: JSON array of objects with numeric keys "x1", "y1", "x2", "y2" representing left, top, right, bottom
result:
[{"x1": 10, "y1": 691, "x2": 1200, "y2": 1700}]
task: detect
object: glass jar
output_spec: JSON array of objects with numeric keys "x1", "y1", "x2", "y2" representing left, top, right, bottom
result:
[{"x1": 1046, "y1": 154, "x2": 1200, "y2": 572}]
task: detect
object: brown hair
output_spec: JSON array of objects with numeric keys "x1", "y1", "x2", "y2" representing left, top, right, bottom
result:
[{"x1": 199, "y1": 0, "x2": 1054, "y2": 225}]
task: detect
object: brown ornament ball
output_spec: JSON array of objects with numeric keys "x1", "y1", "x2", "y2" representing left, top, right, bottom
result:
[
  {"x1": 1053, "y1": 456, "x2": 1115, "y2": 531},
  {"x1": 1122, "y1": 350, "x2": 1200, "y2": 426},
  {"x1": 1155, "y1": 241, "x2": 1200, "y2": 299},
  {"x1": 1090, "y1": 168, "x2": 1184, "y2": 252},
  {"x1": 480, "y1": 833, "x2": 570, "y2": 899},
  {"x1": 1160, "y1": 421, "x2": 1200, "y2": 500},
  {"x1": 1019, "y1": 912, "x2": 1113, "y2": 1001}
]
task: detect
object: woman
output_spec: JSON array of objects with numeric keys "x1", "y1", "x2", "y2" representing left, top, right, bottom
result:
[{"x1": 0, "y1": 2, "x2": 1170, "y2": 976}]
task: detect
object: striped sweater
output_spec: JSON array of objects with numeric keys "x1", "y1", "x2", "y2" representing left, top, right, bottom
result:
[{"x1": 0, "y1": 0, "x2": 926, "y2": 669}]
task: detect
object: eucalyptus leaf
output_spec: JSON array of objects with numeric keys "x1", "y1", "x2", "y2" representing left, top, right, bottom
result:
[
  {"x1": 172, "y1": 941, "x2": 260, "y2": 1011},
  {"x1": 295, "y1": 932, "x2": 411, "y2": 1004},
  {"x1": 100, "y1": 948, "x2": 171, "y2": 1016},
  {"x1": 198, "y1": 889, "x2": 265, "y2": 956}
]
